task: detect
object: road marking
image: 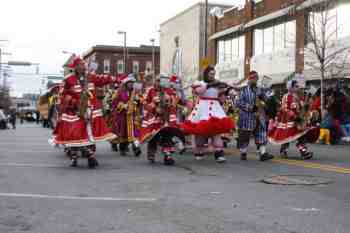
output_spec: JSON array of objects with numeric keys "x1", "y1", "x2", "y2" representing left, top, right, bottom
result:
[
  {"x1": 291, "y1": 207, "x2": 321, "y2": 212},
  {"x1": 0, "y1": 193, "x2": 157, "y2": 202},
  {"x1": 0, "y1": 163, "x2": 63, "y2": 168},
  {"x1": 225, "y1": 149, "x2": 350, "y2": 174}
]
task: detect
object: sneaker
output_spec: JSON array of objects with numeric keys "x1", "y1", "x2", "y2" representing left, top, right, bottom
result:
[
  {"x1": 133, "y1": 147, "x2": 142, "y2": 157},
  {"x1": 164, "y1": 154, "x2": 175, "y2": 166},
  {"x1": 301, "y1": 152, "x2": 313, "y2": 160},
  {"x1": 215, "y1": 151, "x2": 226, "y2": 163},
  {"x1": 88, "y1": 157, "x2": 98, "y2": 169},
  {"x1": 240, "y1": 153, "x2": 247, "y2": 161},
  {"x1": 260, "y1": 153, "x2": 274, "y2": 162},
  {"x1": 195, "y1": 153, "x2": 204, "y2": 161},
  {"x1": 70, "y1": 158, "x2": 78, "y2": 167},
  {"x1": 147, "y1": 154, "x2": 155, "y2": 163}
]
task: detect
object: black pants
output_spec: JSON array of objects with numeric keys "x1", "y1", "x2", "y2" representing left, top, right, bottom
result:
[{"x1": 147, "y1": 127, "x2": 185, "y2": 156}]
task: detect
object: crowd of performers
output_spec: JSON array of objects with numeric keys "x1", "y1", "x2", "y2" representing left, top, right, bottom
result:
[{"x1": 49, "y1": 55, "x2": 322, "y2": 169}]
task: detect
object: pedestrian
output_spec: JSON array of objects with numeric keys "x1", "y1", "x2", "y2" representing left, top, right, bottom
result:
[
  {"x1": 110, "y1": 74, "x2": 142, "y2": 157},
  {"x1": 50, "y1": 56, "x2": 117, "y2": 168},
  {"x1": 268, "y1": 79, "x2": 315, "y2": 159},
  {"x1": 236, "y1": 71, "x2": 274, "y2": 161},
  {"x1": 9, "y1": 109, "x2": 17, "y2": 129},
  {"x1": 140, "y1": 75, "x2": 186, "y2": 165},
  {"x1": 0, "y1": 106, "x2": 7, "y2": 130},
  {"x1": 181, "y1": 66, "x2": 235, "y2": 163}
]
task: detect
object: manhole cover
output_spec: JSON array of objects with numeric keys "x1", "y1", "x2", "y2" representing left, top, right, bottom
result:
[{"x1": 262, "y1": 175, "x2": 333, "y2": 185}]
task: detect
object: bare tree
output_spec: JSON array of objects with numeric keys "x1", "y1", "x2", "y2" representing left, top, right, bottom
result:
[{"x1": 304, "y1": 0, "x2": 350, "y2": 116}]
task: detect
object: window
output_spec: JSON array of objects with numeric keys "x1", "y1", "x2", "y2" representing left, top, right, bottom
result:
[
  {"x1": 217, "y1": 40, "x2": 225, "y2": 63},
  {"x1": 253, "y1": 20, "x2": 296, "y2": 55},
  {"x1": 285, "y1": 20, "x2": 296, "y2": 48},
  {"x1": 117, "y1": 60, "x2": 124, "y2": 74},
  {"x1": 224, "y1": 40, "x2": 232, "y2": 62},
  {"x1": 103, "y1": 59, "x2": 110, "y2": 74},
  {"x1": 238, "y1": 36, "x2": 245, "y2": 59},
  {"x1": 132, "y1": 61, "x2": 139, "y2": 74},
  {"x1": 274, "y1": 23, "x2": 285, "y2": 51},
  {"x1": 338, "y1": 4, "x2": 350, "y2": 39},
  {"x1": 231, "y1": 38, "x2": 239, "y2": 59},
  {"x1": 217, "y1": 35, "x2": 245, "y2": 63},
  {"x1": 146, "y1": 61, "x2": 153, "y2": 73},
  {"x1": 254, "y1": 28, "x2": 264, "y2": 55}
]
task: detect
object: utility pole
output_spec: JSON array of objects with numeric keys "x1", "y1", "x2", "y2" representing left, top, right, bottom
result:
[
  {"x1": 150, "y1": 38, "x2": 155, "y2": 77},
  {"x1": 204, "y1": 0, "x2": 208, "y2": 57},
  {"x1": 118, "y1": 31, "x2": 127, "y2": 73}
]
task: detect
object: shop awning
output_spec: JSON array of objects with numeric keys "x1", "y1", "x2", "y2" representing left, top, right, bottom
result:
[
  {"x1": 245, "y1": 5, "x2": 295, "y2": 29},
  {"x1": 296, "y1": 0, "x2": 327, "y2": 10},
  {"x1": 209, "y1": 24, "x2": 244, "y2": 41}
]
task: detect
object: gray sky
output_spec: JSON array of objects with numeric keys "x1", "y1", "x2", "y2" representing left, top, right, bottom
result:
[{"x1": 0, "y1": 0, "x2": 243, "y2": 97}]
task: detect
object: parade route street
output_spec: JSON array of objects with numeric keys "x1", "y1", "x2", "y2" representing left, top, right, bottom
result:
[{"x1": 0, "y1": 124, "x2": 350, "y2": 233}]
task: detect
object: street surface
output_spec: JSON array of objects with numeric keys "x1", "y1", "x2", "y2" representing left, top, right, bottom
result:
[{"x1": 0, "y1": 123, "x2": 349, "y2": 233}]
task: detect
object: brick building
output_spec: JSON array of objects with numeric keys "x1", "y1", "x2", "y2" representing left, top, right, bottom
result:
[
  {"x1": 208, "y1": 0, "x2": 350, "y2": 86},
  {"x1": 83, "y1": 45, "x2": 160, "y2": 76}
]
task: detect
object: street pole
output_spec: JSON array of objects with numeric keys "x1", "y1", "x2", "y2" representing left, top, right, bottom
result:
[
  {"x1": 118, "y1": 31, "x2": 127, "y2": 73},
  {"x1": 204, "y1": 0, "x2": 208, "y2": 57},
  {"x1": 150, "y1": 38, "x2": 155, "y2": 77}
]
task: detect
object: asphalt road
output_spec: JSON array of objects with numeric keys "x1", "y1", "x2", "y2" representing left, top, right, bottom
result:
[{"x1": 0, "y1": 123, "x2": 349, "y2": 233}]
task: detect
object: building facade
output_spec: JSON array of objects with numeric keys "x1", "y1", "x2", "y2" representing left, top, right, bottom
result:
[
  {"x1": 83, "y1": 45, "x2": 160, "y2": 76},
  {"x1": 160, "y1": 2, "x2": 232, "y2": 88},
  {"x1": 208, "y1": 0, "x2": 350, "y2": 86}
]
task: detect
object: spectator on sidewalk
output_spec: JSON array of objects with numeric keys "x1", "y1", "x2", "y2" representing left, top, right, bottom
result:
[
  {"x1": 0, "y1": 107, "x2": 8, "y2": 129},
  {"x1": 9, "y1": 109, "x2": 17, "y2": 129}
]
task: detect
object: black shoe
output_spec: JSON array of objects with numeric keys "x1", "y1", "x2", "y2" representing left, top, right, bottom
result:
[
  {"x1": 88, "y1": 158, "x2": 98, "y2": 169},
  {"x1": 147, "y1": 154, "x2": 155, "y2": 163},
  {"x1": 240, "y1": 153, "x2": 247, "y2": 161},
  {"x1": 164, "y1": 154, "x2": 175, "y2": 166},
  {"x1": 70, "y1": 158, "x2": 78, "y2": 167},
  {"x1": 133, "y1": 147, "x2": 142, "y2": 157},
  {"x1": 260, "y1": 153, "x2": 274, "y2": 162},
  {"x1": 301, "y1": 152, "x2": 313, "y2": 160},
  {"x1": 111, "y1": 144, "x2": 118, "y2": 152},
  {"x1": 214, "y1": 151, "x2": 226, "y2": 163}
]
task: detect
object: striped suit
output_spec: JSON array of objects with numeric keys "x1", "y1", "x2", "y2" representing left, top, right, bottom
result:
[{"x1": 237, "y1": 85, "x2": 268, "y2": 153}]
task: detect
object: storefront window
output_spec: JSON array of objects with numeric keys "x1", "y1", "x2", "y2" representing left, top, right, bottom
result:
[
  {"x1": 264, "y1": 26, "x2": 274, "y2": 54},
  {"x1": 274, "y1": 23, "x2": 285, "y2": 51},
  {"x1": 224, "y1": 39, "x2": 232, "y2": 62},
  {"x1": 253, "y1": 20, "x2": 296, "y2": 56},
  {"x1": 337, "y1": 3, "x2": 350, "y2": 39},
  {"x1": 238, "y1": 36, "x2": 245, "y2": 59},
  {"x1": 285, "y1": 20, "x2": 296, "y2": 48},
  {"x1": 254, "y1": 28, "x2": 264, "y2": 56},
  {"x1": 231, "y1": 38, "x2": 239, "y2": 59},
  {"x1": 217, "y1": 34, "x2": 245, "y2": 63}
]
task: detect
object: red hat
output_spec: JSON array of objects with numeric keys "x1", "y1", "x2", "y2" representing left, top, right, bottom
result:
[
  {"x1": 170, "y1": 75, "x2": 178, "y2": 83},
  {"x1": 68, "y1": 56, "x2": 84, "y2": 69},
  {"x1": 248, "y1": 70, "x2": 259, "y2": 80}
]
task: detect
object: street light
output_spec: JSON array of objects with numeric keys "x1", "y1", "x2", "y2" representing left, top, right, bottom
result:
[
  {"x1": 150, "y1": 38, "x2": 155, "y2": 77},
  {"x1": 118, "y1": 30, "x2": 127, "y2": 73}
]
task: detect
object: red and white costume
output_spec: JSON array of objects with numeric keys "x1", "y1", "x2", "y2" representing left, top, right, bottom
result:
[
  {"x1": 181, "y1": 81, "x2": 234, "y2": 137},
  {"x1": 268, "y1": 93, "x2": 308, "y2": 144},
  {"x1": 52, "y1": 72, "x2": 116, "y2": 147}
]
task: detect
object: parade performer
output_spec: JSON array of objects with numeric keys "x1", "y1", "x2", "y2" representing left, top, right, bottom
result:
[
  {"x1": 181, "y1": 65, "x2": 235, "y2": 163},
  {"x1": 111, "y1": 74, "x2": 142, "y2": 157},
  {"x1": 140, "y1": 75, "x2": 186, "y2": 165},
  {"x1": 236, "y1": 71, "x2": 274, "y2": 161},
  {"x1": 51, "y1": 56, "x2": 116, "y2": 168},
  {"x1": 268, "y1": 79, "x2": 316, "y2": 159}
]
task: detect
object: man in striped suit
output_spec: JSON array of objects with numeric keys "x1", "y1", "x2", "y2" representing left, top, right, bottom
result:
[{"x1": 237, "y1": 71, "x2": 274, "y2": 161}]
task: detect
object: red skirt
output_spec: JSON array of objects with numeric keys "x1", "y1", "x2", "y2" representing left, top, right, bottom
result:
[
  {"x1": 180, "y1": 117, "x2": 235, "y2": 137},
  {"x1": 268, "y1": 120, "x2": 319, "y2": 145},
  {"x1": 53, "y1": 111, "x2": 115, "y2": 147}
]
